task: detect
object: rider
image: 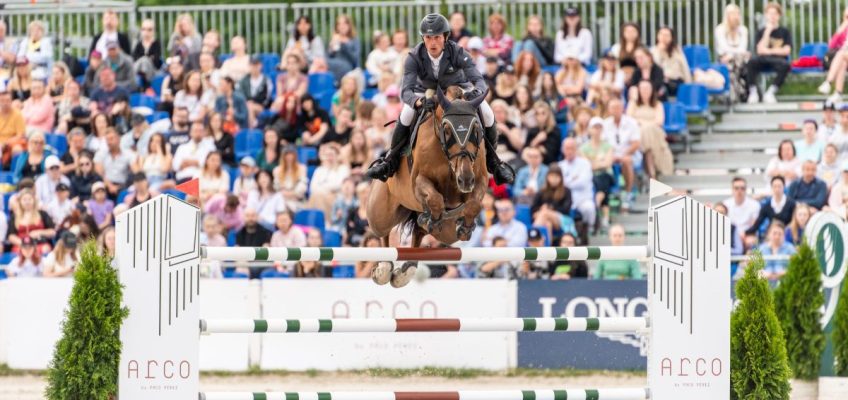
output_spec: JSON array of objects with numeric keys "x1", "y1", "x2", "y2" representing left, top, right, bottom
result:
[{"x1": 365, "y1": 13, "x2": 515, "y2": 185}]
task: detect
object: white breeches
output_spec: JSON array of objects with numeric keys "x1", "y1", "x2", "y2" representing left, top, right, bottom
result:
[{"x1": 399, "y1": 100, "x2": 495, "y2": 128}]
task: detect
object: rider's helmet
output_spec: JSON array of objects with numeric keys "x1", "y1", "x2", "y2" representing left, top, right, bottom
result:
[{"x1": 419, "y1": 14, "x2": 450, "y2": 37}]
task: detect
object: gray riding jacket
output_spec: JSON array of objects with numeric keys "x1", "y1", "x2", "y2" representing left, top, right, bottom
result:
[{"x1": 400, "y1": 41, "x2": 488, "y2": 107}]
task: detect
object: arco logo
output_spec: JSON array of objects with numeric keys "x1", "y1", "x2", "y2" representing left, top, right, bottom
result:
[{"x1": 806, "y1": 212, "x2": 848, "y2": 327}]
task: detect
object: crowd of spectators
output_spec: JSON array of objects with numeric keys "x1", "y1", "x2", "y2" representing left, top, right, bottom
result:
[{"x1": 0, "y1": 3, "x2": 833, "y2": 280}]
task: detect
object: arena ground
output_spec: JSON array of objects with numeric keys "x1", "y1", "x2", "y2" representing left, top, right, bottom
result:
[{"x1": 0, "y1": 370, "x2": 645, "y2": 399}]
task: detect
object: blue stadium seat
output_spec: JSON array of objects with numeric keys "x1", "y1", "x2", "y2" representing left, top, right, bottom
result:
[
  {"x1": 362, "y1": 87, "x2": 379, "y2": 100},
  {"x1": 663, "y1": 102, "x2": 688, "y2": 134},
  {"x1": 542, "y1": 65, "x2": 560, "y2": 76},
  {"x1": 44, "y1": 133, "x2": 68, "y2": 156},
  {"x1": 260, "y1": 269, "x2": 290, "y2": 279},
  {"x1": 226, "y1": 165, "x2": 239, "y2": 191},
  {"x1": 363, "y1": 69, "x2": 374, "y2": 87},
  {"x1": 531, "y1": 225, "x2": 550, "y2": 246},
  {"x1": 295, "y1": 209, "x2": 326, "y2": 234},
  {"x1": 333, "y1": 265, "x2": 356, "y2": 278},
  {"x1": 308, "y1": 72, "x2": 336, "y2": 95},
  {"x1": 219, "y1": 53, "x2": 233, "y2": 64},
  {"x1": 147, "y1": 111, "x2": 170, "y2": 124},
  {"x1": 117, "y1": 189, "x2": 130, "y2": 204},
  {"x1": 0, "y1": 171, "x2": 16, "y2": 185},
  {"x1": 793, "y1": 42, "x2": 828, "y2": 73},
  {"x1": 151, "y1": 74, "x2": 166, "y2": 98},
  {"x1": 130, "y1": 93, "x2": 157, "y2": 110},
  {"x1": 162, "y1": 189, "x2": 186, "y2": 200},
  {"x1": 676, "y1": 83, "x2": 709, "y2": 114},
  {"x1": 683, "y1": 45, "x2": 711, "y2": 70},
  {"x1": 314, "y1": 92, "x2": 333, "y2": 114},
  {"x1": 260, "y1": 53, "x2": 281, "y2": 75},
  {"x1": 323, "y1": 230, "x2": 342, "y2": 247},
  {"x1": 222, "y1": 269, "x2": 249, "y2": 279},
  {"x1": 0, "y1": 252, "x2": 15, "y2": 265},
  {"x1": 585, "y1": 63, "x2": 597, "y2": 74},
  {"x1": 515, "y1": 204, "x2": 532, "y2": 228},
  {"x1": 0, "y1": 269, "x2": 6, "y2": 280},
  {"x1": 227, "y1": 230, "x2": 237, "y2": 246},
  {"x1": 257, "y1": 109, "x2": 277, "y2": 129},
  {"x1": 234, "y1": 129, "x2": 264, "y2": 160},
  {"x1": 307, "y1": 165, "x2": 317, "y2": 181},
  {"x1": 76, "y1": 57, "x2": 89, "y2": 76},
  {"x1": 298, "y1": 146, "x2": 318, "y2": 165}
]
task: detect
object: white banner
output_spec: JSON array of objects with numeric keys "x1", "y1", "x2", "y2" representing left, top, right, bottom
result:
[{"x1": 260, "y1": 279, "x2": 517, "y2": 370}]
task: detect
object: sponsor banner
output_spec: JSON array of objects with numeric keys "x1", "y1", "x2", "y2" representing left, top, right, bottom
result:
[
  {"x1": 260, "y1": 279, "x2": 516, "y2": 370},
  {"x1": 517, "y1": 280, "x2": 647, "y2": 370}
]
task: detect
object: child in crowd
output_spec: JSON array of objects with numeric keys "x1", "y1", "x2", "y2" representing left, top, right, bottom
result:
[{"x1": 85, "y1": 181, "x2": 115, "y2": 231}]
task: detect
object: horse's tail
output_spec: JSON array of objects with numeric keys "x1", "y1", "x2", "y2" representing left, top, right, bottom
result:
[{"x1": 400, "y1": 211, "x2": 419, "y2": 239}]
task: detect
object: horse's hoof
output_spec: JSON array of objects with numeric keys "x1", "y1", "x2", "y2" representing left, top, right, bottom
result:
[
  {"x1": 372, "y1": 262, "x2": 393, "y2": 285},
  {"x1": 390, "y1": 262, "x2": 418, "y2": 288}
]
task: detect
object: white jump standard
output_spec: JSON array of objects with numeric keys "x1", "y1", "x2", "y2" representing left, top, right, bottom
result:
[{"x1": 116, "y1": 181, "x2": 731, "y2": 400}]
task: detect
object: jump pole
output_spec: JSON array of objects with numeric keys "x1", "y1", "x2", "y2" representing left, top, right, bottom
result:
[{"x1": 115, "y1": 180, "x2": 730, "y2": 400}]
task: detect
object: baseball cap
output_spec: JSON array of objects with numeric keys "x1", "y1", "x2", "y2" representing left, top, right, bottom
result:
[
  {"x1": 589, "y1": 116, "x2": 605, "y2": 128},
  {"x1": 71, "y1": 106, "x2": 91, "y2": 119},
  {"x1": 565, "y1": 7, "x2": 579, "y2": 17},
  {"x1": 467, "y1": 37, "x2": 484, "y2": 51},
  {"x1": 385, "y1": 85, "x2": 400, "y2": 97},
  {"x1": 92, "y1": 181, "x2": 106, "y2": 193},
  {"x1": 90, "y1": 50, "x2": 103, "y2": 59},
  {"x1": 239, "y1": 156, "x2": 257, "y2": 167},
  {"x1": 528, "y1": 228, "x2": 543, "y2": 241},
  {"x1": 45, "y1": 155, "x2": 61, "y2": 169},
  {"x1": 56, "y1": 182, "x2": 70, "y2": 192}
]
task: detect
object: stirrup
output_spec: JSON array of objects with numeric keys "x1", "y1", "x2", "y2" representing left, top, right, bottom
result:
[{"x1": 365, "y1": 157, "x2": 394, "y2": 182}]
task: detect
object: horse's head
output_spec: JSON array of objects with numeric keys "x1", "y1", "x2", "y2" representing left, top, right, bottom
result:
[{"x1": 436, "y1": 87, "x2": 487, "y2": 193}]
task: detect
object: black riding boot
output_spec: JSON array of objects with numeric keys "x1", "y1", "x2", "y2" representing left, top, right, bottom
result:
[
  {"x1": 365, "y1": 123, "x2": 411, "y2": 182},
  {"x1": 484, "y1": 125, "x2": 516, "y2": 185}
]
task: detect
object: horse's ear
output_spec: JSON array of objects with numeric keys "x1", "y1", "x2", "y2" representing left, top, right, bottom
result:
[
  {"x1": 468, "y1": 88, "x2": 488, "y2": 109},
  {"x1": 437, "y1": 87, "x2": 451, "y2": 111}
]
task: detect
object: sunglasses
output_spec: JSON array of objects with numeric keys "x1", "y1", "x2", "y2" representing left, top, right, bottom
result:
[{"x1": 733, "y1": 186, "x2": 746, "y2": 191}]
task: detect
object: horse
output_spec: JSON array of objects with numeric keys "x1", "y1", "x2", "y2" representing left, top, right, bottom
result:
[{"x1": 366, "y1": 87, "x2": 489, "y2": 287}]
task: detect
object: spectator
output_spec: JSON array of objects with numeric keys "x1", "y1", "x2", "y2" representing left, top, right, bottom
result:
[
  {"x1": 239, "y1": 56, "x2": 274, "y2": 127},
  {"x1": 298, "y1": 94, "x2": 332, "y2": 146},
  {"x1": 626, "y1": 80, "x2": 673, "y2": 178},
  {"x1": 215, "y1": 76, "x2": 248, "y2": 132},
  {"x1": 354, "y1": 232, "x2": 382, "y2": 278},
  {"x1": 722, "y1": 177, "x2": 761, "y2": 236},
  {"x1": 554, "y1": 7, "x2": 593, "y2": 65},
  {"x1": 285, "y1": 15, "x2": 325, "y2": 65},
  {"x1": 366, "y1": 32, "x2": 400, "y2": 83},
  {"x1": 275, "y1": 53, "x2": 309, "y2": 99},
  {"x1": 818, "y1": 8, "x2": 848, "y2": 104},
  {"x1": 525, "y1": 101, "x2": 562, "y2": 165},
  {"x1": 330, "y1": 178, "x2": 357, "y2": 232},
  {"x1": 331, "y1": 75, "x2": 361, "y2": 125},
  {"x1": 757, "y1": 221, "x2": 794, "y2": 279},
  {"x1": 830, "y1": 106, "x2": 848, "y2": 156},
  {"x1": 341, "y1": 129, "x2": 373, "y2": 176},
  {"x1": 493, "y1": 67, "x2": 517, "y2": 103},
  {"x1": 478, "y1": 236, "x2": 518, "y2": 279},
  {"x1": 422, "y1": 235, "x2": 460, "y2": 279},
  {"x1": 483, "y1": 14, "x2": 513, "y2": 64},
  {"x1": 554, "y1": 49, "x2": 587, "y2": 102},
  {"x1": 629, "y1": 47, "x2": 665, "y2": 100},
  {"x1": 519, "y1": 228, "x2": 549, "y2": 279},
  {"x1": 795, "y1": 119, "x2": 824, "y2": 162},
  {"x1": 366, "y1": 106, "x2": 391, "y2": 155},
  {"x1": 91, "y1": 10, "x2": 131, "y2": 56},
  {"x1": 715, "y1": 3, "x2": 750, "y2": 101},
  {"x1": 55, "y1": 80, "x2": 90, "y2": 133},
  {"x1": 270, "y1": 94, "x2": 300, "y2": 144},
  {"x1": 587, "y1": 51, "x2": 625, "y2": 107},
  {"x1": 449, "y1": 12, "x2": 473, "y2": 47},
  {"x1": 45, "y1": 183, "x2": 74, "y2": 227},
  {"x1": 512, "y1": 15, "x2": 555, "y2": 67},
  {"x1": 167, "y1": 13, "x2": 202, "y2": 58},
  {"x1": 14, "y1": 132, "x2": 52, "y2": 182},
  {"x1": 766, "y1": 139, "x2": 801, "y2": 183},
  {"x1": 132, "y1": 19, "x2": 163, "y2": 87},
  {"x1": 6, "y1": 236, "x2": 44, "y2": 278},
  {"x1": 513, "y1": 147, "x2": 549, "y2": 204},
  {"x1": 482, "y1": 198, "x2": 528, "y2": 247},
  {"x1": 42, "y1": 231, "x2": 79, "y2": 278},
  {"x1": 391, "y1": 29, "x2": 411, "y2": 74},
  {"x1": 269, "y1": 210, "x2": 307, "y2": 273},
  {"x1": 35, "y1": 155, "x2": 70, "y2": 205},
  {"x1": 256, "y1": 129, "x2": 280, "y2": 172},
  {"x1": 86, "y1": 181, "x2": 115, "y2": 230},
  {"x1": 0, "y1": 20, "x2": 17, "y2": 80},
  {"x1": 192, "y1": 30, "x2": 222, "y2": 68},
  {"x1": 819, "y1": 101, "x2": 839, "y2": 141},
  {"x1": 0, "y1": 89, "x2": 26, "y2": 160},
  {"x1": 787, "y1": 160, "x2": 828, "y2": 210},
  {"x1": 233, "y1": 156, "x2": 258, "y2": 203},
  {"x1": 199, "y1": 151, "x2": 230, "y2": 203},
  {"x1": 819, "y1": 143, "x2": 841, "y2": 188},
  {"x1": 96, "y1": 226, "x2": 116, "y2": 257},
  {"x1": 540, "y1": 72, "x2": 560, "y2": 110},
  {"x1": 746, "y1": 2, "x2": 792, "y2": 104},
  {"x1": 550, "y1": 233, "x2": 589, "y2": 279},
  {"x1": 83, "y1": 51, "x2": 103, "y2": 94},
  {"x1": 785, "y1": 203, "x2": 811, "y2": 246},
  {"x1": 8, "y1": 188, "x2": 55, "y2": 254},
  {"x1": 69, "y1": 151, "x2": 102, "y2": 202},
  {"x1": 308, "y1": 143, "x2": 350, "y2": 217},
  {"x1": 580, "y1": 117, "x2": 615, "y2": 230},
  {"x1": 48, "y1": 62, "x2": 71, "y2": 101},
  {"x1": 207, "y1": 113, "x2": 235, "y2": 166},
  {"x1": 174, "y1": 70, "x2": 215, "y2": 124},
  {"x1": 94, "y1": 128, "x2": 136, "y2": 197},
  {"x1": 595, "y1": 224, "x2": 642, "y2": 279},
  {"x1": 651, "y1": 26, "x2": 691, "y2": 96},
  {"x1": 121, "y1": 172, "x2": 155, "y2": 209},
  {"x1": 134, "y1": 133, "x2": 173, "y2": 192},
  {"x1": 236, "y1": 208, "x2": 272, "y2": 278},
  {"x1": 17, "y1": 20, "x2": 53, "y2": 77},
  {"x1": 293, "y1": 230, "x2": 327, "y2": 276},
  {"x1": 829, "y1": 162, "x2": 848, "y2": 212},
  {"x1": 558, "y1": 138, "x2": 596, "y2": 231},
  {"x1": 205, "y1": 193, "x2": 244, "y2": 233},
  {"x1": 326, "y1": 15, "x2": 361, "y2": 81},
  {"x1": 9, "y1": 57, "x2": 33, "y2": 102},
  {"x1": 530, "y1": 166, "x2": 573, "y2": 240},
  {"x1": 121, "y1": 114, "x2": 157, "y2": 157},
  {"x1": 345, "y1": 182, "x2": 371, "y2": 246},
  {"x1": 159, "y1": 60, "x2": 185, "y2": 114},
  {"x1": 173, "y1": 121, "x2": 215, "y2": 182},
  {"x1": 490, "y1": 99, "x2": 523, "y2": 158},
  {"x1": 198, "y1": 51, "x2": 222, "y2": 91},
  {"x1": 220, "y1": 36, "x2": 250, "y2": 81},
  {"x1": 103, "y1": 40, "x2": 137, "y2": 91},
  {"x1": 602, "y1": 98, "x2": 641, "y2": 209},
  {"x1": 246, "y1": 169, "x2": 289, "y2": 230},
  {"x1": 90, "y1": 68, "x2": 130, "y2": 114},
  {"x1": 609, "y1": 22, "x2": 643, "y2": 80},
  {"x1": 746, "y1": 176, "x2": 796, "y2": 236}
]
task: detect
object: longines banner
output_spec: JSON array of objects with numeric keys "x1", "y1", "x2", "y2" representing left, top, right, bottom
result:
[{"x1": 516, "y1": 280, "x2": 648, "y2": 370}]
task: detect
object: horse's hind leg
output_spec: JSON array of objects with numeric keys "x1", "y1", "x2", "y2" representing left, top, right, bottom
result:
[{"x1": 391, "y1": 226, "x2": 426, "y2": 288}]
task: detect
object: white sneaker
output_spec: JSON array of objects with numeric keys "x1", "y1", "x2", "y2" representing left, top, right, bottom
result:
[
  {"x1": 747, "y1": 89, "x2": 759, "y2": 104},
  {"x1": 828, "y1": 92, "x2": 842, "y2": 105},
  {"x1": 763, "y1": 90, "x2": 777, "y2": 104},
  {"x1": 819, "y1": 81, "x2": 832, "y2": 95}
]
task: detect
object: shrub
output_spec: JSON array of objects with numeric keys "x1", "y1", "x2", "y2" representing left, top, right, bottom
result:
[{"x1": 833, "y1": 268, "x2": 848, "y2": 376}]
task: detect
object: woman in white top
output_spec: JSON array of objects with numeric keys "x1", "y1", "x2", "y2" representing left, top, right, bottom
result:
[
  {"x1": 766, "y1": 140, "x2": 801, "y2": 184},
  {"x1": 220, "y1": 36, "x2": 251, "y2": 82},
  {"x1": 554, "y1": 49, "x2": 588, "y2": 103},
  {"x1": 714, "y1": 4, "x2": 750, "y2": 101},
  {"x1": 167, "y1": 13, "x2": 202, "y2": 58},
  {"x1": 17, "y1": 20, "x2": 53, "y2": 77},
  {"x1": 365, "y1": 32, "x2": 399, "y2": 84},
  {"x1": 42, "y1": 232, "x2": 79, "y2": 278},
  {"x1": 818, "y1": 8, "x2": 848, "y2": 104},
  {"x1": 273, "y1": 146, "x2": 308, "y2": 208},
  {"x1": 247, "y1": 169, "x2": 290, "y2": 230},
  {"x1": 307, "y1": 143, "x2": 351, "y2": 218},
  {"x1": 174, "y1": 70, "x2": 215, "y2": 123},
  {"x1": 285, "y1": 16, "x2": 326, "y2": 66},
  {"x1": 7, "y1": 238, "x2": 43, "y2": 278},
  {"x1": 199, "y1": 151, "x2": 231, "y2": 204},
  {"x1": 587, "y1": 52, "x2": 625, "y2": 107},
  {"x1": 134, "y1": 133, "x2": 174, "y2": 192},
  {"x1": 554, "y1": 7, "x2": 593, "y2": 65}
]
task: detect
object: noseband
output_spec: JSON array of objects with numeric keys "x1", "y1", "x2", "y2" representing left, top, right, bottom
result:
[{"x1": 434, "y1": 106, "x2": 482, "y2": 165}]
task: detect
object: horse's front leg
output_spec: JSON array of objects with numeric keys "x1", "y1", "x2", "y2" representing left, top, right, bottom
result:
[{"x1": 414, "y1": 175, "x2": 445, "y2": 222}]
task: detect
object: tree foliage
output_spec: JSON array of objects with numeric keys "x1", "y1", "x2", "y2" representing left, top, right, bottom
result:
[{"x1": 833, "y1": 268, "x2": 848, "y2": 376}]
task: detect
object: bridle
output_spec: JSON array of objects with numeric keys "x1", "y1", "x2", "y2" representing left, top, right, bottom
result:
[{"x1": 434, "y1": 88, "x2": 488, "y2": 169}]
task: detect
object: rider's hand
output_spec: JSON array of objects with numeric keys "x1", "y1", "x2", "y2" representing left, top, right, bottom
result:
[
  {"x1": 464, "y1": 88, "x2": 482, "y2": 100},
  {"x1": 420, "y1": 97, "x2": 436, "y2": 112}
]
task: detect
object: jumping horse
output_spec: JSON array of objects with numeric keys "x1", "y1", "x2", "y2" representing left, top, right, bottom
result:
[{"x1": 366, "y1": 87, "x2": 489, "y2": 287}]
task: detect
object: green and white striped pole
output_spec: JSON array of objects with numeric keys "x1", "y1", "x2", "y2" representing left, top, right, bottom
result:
[
  {"x1": 200, "y1": 388, "x2": 649, "y2": 400},
  {"x1": 202, "y1": 246, "x2": 649, "y2": 263},
  {"x1": 200, "y1": 317, "x2": 648, "y2": 334}
]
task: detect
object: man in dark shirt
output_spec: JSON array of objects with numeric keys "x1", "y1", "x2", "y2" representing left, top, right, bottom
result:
[
  {"x1": 788, "y1": 160, "x2": 828, "y2": 210},
  {"x1": 746, "y1": 2, "x2": 792, "y2": 104},
  {"x1": 236, "y1": 208, "x2": 272, "y2": 279},
  {"x1": 166, "y1": 107, "x2": 191, "y2": 154},
  {"x1": 89, "y1": 67, "x2": 130, "y2": 113}
]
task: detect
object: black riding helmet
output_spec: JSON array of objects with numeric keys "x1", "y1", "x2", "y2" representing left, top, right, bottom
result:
[{"x1": 419, "y1": 13, "x2": 450, "y2": 36}]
